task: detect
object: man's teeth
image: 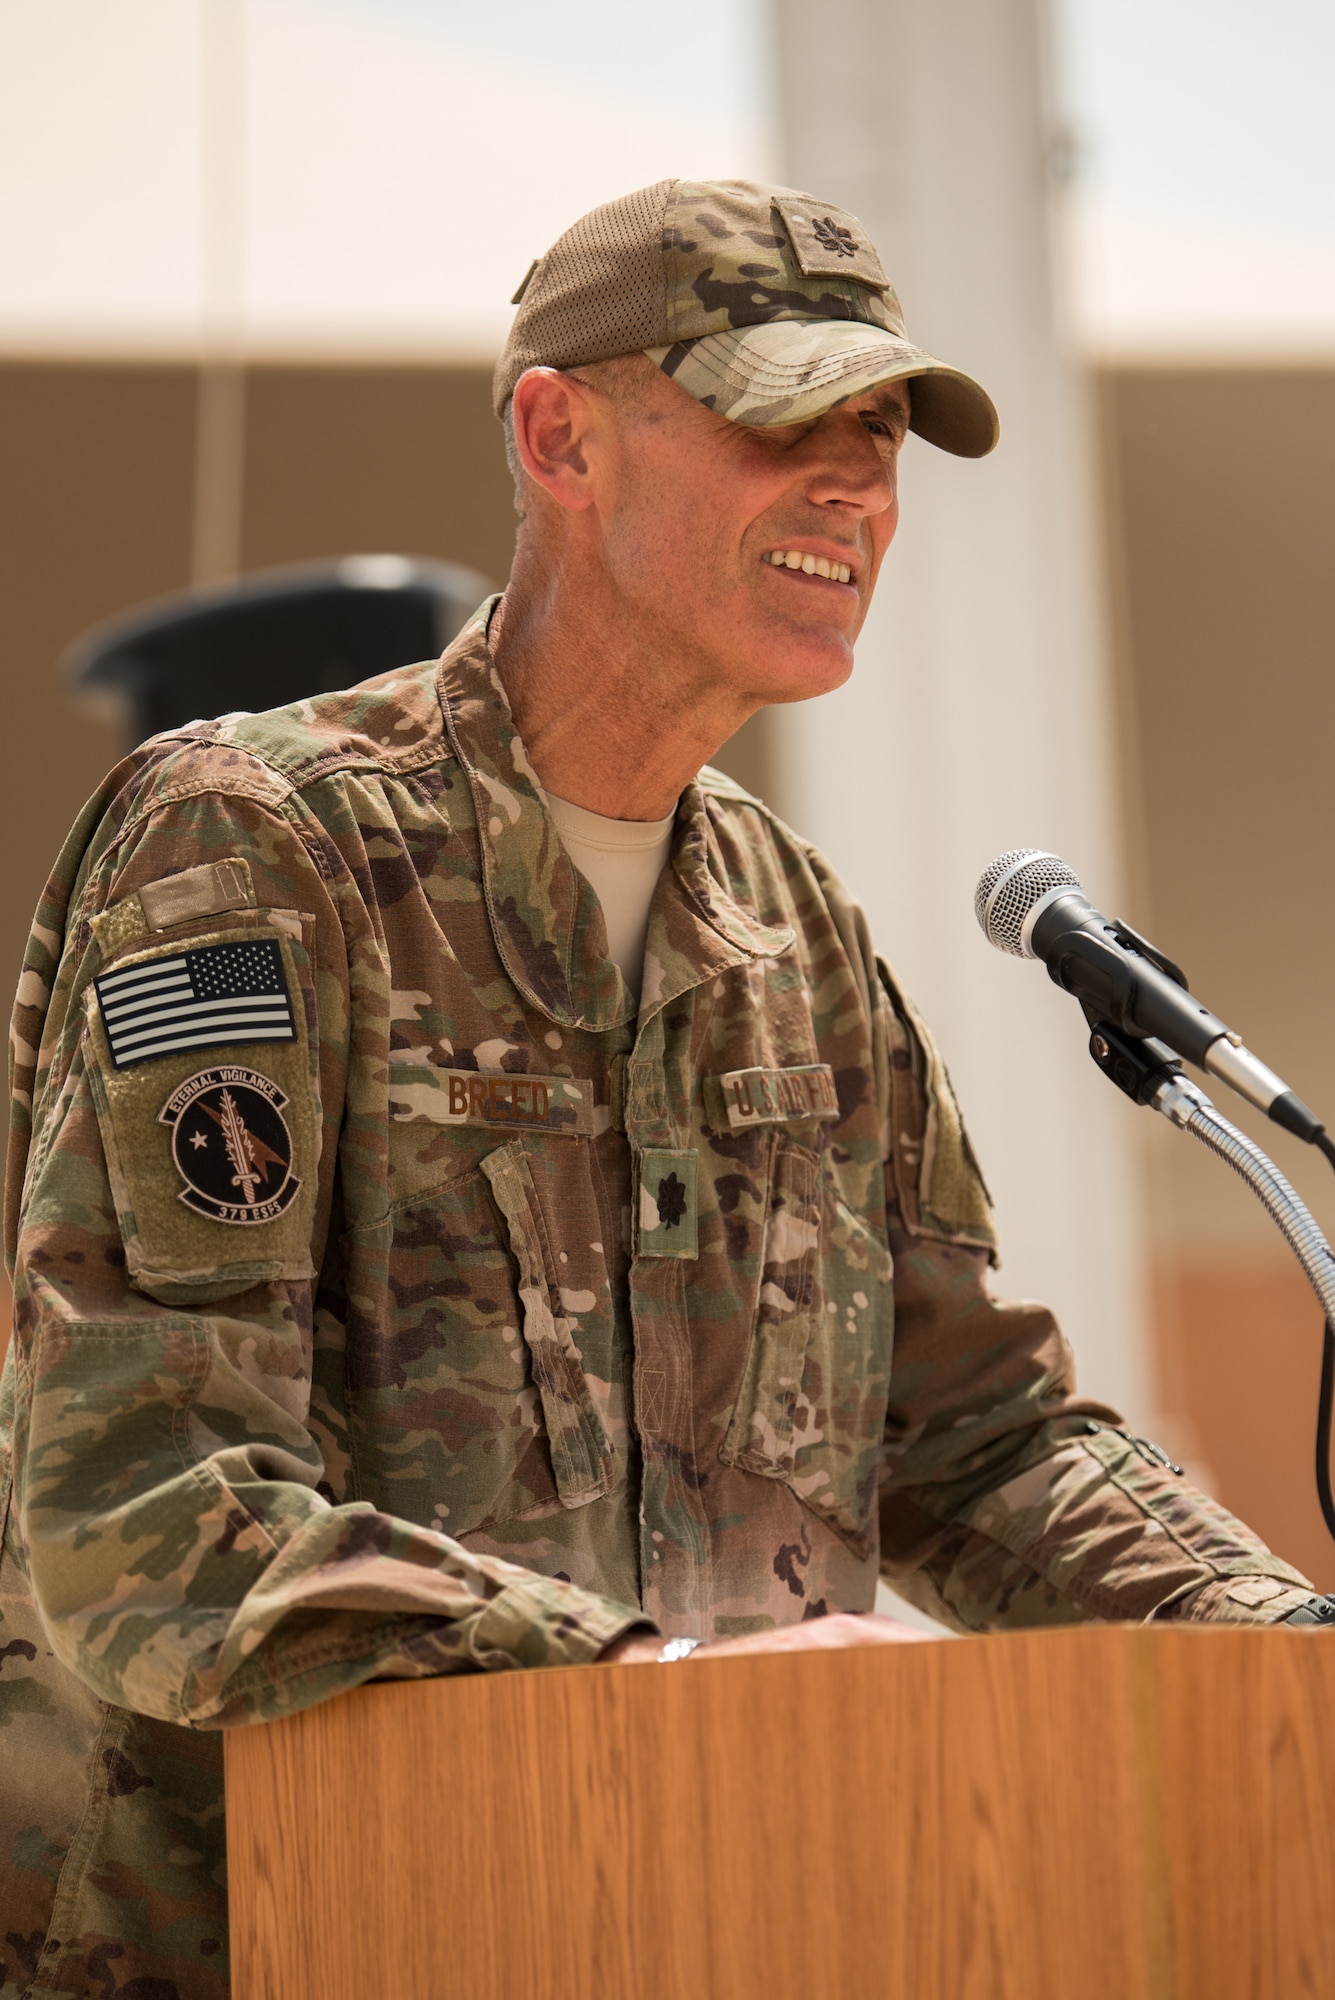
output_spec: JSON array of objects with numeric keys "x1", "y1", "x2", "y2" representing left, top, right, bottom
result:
[{"x1": 763, "y1": 550, "x2": 852, "y2": 583}]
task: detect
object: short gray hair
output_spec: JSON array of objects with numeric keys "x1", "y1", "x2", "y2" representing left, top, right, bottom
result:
[{"x1": 502, "y1": 402, "x2": 523, "y2": 508}]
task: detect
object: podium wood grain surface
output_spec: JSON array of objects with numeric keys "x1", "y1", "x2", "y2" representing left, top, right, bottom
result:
[{"x1": 225, "y1": 1627, "x2": 1335, "y2": 1999}]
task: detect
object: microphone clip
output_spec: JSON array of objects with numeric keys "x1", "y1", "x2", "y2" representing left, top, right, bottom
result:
[
  {"x1": 1084, "y1": 1017, "x2": 1183, "y2": 1109},
  {"x1": 1104, "y1": 919, "x2": 1189, "y2": 992}
]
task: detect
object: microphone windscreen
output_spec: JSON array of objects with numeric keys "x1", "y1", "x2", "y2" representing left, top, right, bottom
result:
[{"x1": 975, "y1": 849, "x2": 1083, "y2": 957}]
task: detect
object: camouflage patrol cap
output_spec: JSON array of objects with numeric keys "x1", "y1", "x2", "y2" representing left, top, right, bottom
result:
[{"x1": 494, "y1": 178, "x2": 998, "y2": 458}]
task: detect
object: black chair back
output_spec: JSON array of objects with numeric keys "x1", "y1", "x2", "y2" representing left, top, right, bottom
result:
[{"x1": 66, "y1": 554, "x2": 492, "y2": 747}]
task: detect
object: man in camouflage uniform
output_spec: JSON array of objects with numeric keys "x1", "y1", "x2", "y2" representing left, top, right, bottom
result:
[{"x1": 1, "y1": 179, "x2": 1323, "y2": 1998}]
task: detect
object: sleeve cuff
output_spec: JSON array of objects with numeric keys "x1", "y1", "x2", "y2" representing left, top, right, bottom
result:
[
  {"x1": 467, "y1": 1572, "x2": 657, "y2": 1671},
  {"x1": 1155, "y1": 1574, "x2": 1318, "y2": 1626}
]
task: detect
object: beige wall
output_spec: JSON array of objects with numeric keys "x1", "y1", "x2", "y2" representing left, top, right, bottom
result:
[
  {"x1": 238, "y1": 365, "x2": 517, "y2": 582},
  {"x1": 0, "y1": 361, "x2": 518, "y2": 1034},
  {"x1": 1099, "y1": 367, "x2": 1335, "y2": 1586},
  {"x1": 4, "y1": 355, "x2": 1334, "y2": 1583},
  {"x1": 771, "y1": 0, "x2": 1147, "y2": 1432},
  {"x1": 1102, "y1": 367, "x2": 1335, "y2": 1253},
  {"x1": 0, "y1": 364, "x2": 193, "y2": 1004}
]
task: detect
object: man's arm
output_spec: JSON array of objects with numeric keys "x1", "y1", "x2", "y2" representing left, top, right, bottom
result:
[
  {"x1": 7, "y1": 778, "x2": 647, "y2": 1729},
  {"x1": 872, "y1": 961, "x2": 1316, "y2": 1630}
]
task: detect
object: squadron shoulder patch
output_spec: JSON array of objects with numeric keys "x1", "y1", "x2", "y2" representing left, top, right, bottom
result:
[
  {"x1": 158, "y1": 1066, "x2": 302, "y2": 1225},
  {"x1": 94, "y1": 939, "x2": 295, "y2": 1070}
]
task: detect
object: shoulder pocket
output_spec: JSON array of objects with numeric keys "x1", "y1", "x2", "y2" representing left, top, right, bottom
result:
[
  {"x1": 82, "y1": 920, "x2": 321, "y2": 1305},
  {"x1": 877, "y1": 955, "x2": 997, "y2": 1263}
]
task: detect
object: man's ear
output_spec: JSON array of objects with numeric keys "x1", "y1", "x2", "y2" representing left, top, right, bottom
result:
[{"x1": 510, "y1": 368, "x2": 601, "y2": 514}]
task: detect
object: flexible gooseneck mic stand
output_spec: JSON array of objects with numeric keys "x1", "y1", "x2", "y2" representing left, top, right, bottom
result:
[{"x1": 1086, "y1": 1018, "x2": 1335, "y2": 1544}]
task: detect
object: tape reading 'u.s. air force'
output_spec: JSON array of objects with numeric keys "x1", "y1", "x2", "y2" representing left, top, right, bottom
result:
[{"x1": 706, "y1": 1064, "x2": 840, "y2": 1132}]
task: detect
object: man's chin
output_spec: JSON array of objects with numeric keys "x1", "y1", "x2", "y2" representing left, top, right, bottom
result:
[{"x1": 747, "y1": 630, "x2": 856, "y2": 706}]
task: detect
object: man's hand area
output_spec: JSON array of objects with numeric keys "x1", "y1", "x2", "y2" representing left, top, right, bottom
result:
[{"x1": 602, "y1": 1612, "x2": 933, "y2": 1666}]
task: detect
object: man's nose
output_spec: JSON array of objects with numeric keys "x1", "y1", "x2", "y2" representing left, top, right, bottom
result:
[{"x1": 805, "y1": 420, "x2": 897, "y2": 513}]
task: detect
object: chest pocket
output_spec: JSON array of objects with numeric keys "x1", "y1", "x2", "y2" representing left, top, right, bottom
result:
[
  {"x1": 720, "y1": 1135, "x2": 893, "y2": 1558},
  {"x1": 342, "y1": 1137, "x2": 614, "y2": 1537}
]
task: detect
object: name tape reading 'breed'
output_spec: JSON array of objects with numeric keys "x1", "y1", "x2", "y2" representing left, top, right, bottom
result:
[{"x1": 387, "y1": 1066, "x2": 596, "y2": 1137}]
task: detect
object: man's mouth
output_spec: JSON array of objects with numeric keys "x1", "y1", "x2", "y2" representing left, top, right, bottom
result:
[{"x1": 762, "y1": 549, "x2": 854, "y2": 584}]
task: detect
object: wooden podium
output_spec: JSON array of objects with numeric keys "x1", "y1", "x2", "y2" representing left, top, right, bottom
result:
[{"x1": 225, "y1": 1627, "x2": 1335, "y2": 1999}]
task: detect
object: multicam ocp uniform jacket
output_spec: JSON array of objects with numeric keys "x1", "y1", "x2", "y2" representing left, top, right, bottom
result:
[{"x1": 0, "y1": 605, "x2": 1313, "y2": 1997}]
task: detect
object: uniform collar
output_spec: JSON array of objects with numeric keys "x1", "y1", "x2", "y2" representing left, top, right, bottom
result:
[{"x1": 436, "y1": 603, "x2": 793, "y2": 1032}]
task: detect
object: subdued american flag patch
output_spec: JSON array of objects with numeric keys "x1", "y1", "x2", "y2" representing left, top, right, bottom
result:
[{"x1": 94, "y1": 938, "x2": 296, "y2": 1070}]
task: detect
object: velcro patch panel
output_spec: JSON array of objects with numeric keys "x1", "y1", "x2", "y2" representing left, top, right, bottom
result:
[
  {"x1": 773, "y1": 192, "x2": 891, "y2": 294},
  {"x1": 83, "y1": 922, "x2": 317, "y2": 1303},
  {"x1": 139, "y1": 857, "x2": 255, "y2": 932}
]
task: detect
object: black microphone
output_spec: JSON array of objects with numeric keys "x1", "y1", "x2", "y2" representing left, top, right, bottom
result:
[{"x1": 975, "y1": 848, "x2": 1324, "y2": 1144}]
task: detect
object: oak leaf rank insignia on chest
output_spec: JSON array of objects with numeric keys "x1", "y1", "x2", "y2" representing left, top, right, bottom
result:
[{"x1": 638, "y1": 1148, "x2": 699, "y2": 1259}]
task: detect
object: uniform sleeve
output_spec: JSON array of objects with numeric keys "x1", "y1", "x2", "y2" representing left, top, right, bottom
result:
[
  {"x1": 872, "y1": 960, "x2": 1316, "y2": 1631},
  {"x1": 7, "y1": 782, "x2": 647, "y2": 1731}
]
